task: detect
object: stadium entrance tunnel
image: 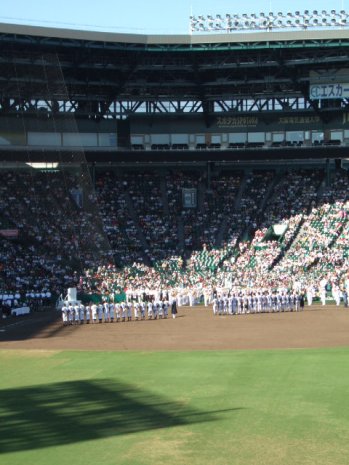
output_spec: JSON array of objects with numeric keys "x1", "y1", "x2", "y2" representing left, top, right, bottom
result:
[{"x1": 0, "y1": 378, "x2": 237, "y2": 453}]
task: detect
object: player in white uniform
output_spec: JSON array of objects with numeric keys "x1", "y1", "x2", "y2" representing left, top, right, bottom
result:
[
  {"x1": 223, "y1": 295, "x2": 229, "y2": 315},
  {"x1": 140, "y1": 301, "x2": 146, "y2": 320},
  {"x1": 79, "y1": 303, "x2": 85, "y2": 324},
  {"x1": 152, "y1": 301, "x2": 158, "y2": 319},
  {"x1": 158, "y1": 301, "x2": 163, "y2": 319},
  {"x1": 121, "y1": 303, "x2": 126, "y2": 322},
  {"x1": 147, "y1": 301, "x2": 153, "y2": 319},
  {"x1": 332, "y1": 285, "x2": 341, "y2": 306},
  {"x1": 115, "y1": 303, "x2": 121, "y2": 322},
  {"x1": 85, "y1": 304, "x2": 91, "y2": 323},
  {"x1": 61, "y1": 304, "x2": 68, "y2": 325},
  {"x1": 231, "y1": 294, "x2": 238, "y2": 315},
  {"x1": 91, "y1": 303, "x2": 97, "y2": 323},
  {"x1": 306, "y1": 285, "x2": 315, "y2": 306},
  {"x1": 73, "y1": 304, "x2": 79, "y2": 324},
  {"x1": 248, "y1": 294, "x2": 254, "y2": 314},
  {"x1": 67, "y1": 304, "x2": 73, "y2": 324},
  {"x1": 127, "y1": 302, "x2": 132, "y2": 321},
  {"x1": 165, "y1": 300, "x2": 170, "y2": 318},
  {"x1": 67, "y1": 303, "x2": 73, "y2": 323},
  {"x1": 276, "y1": 293, "x2": 282, "y2": 312},
  {"x1": 97, "y1": 303, "x2": 104, "y2": 323},
  {"x1": 203, "y1": 289, "x2": 210, "y2": 307},
  {"x1": 255, "y1": 291, "x2": 262, "y2": 313},
  {"x1": 109, "y1": 302, "x2": 115, "y2": 322},
  {"x1": 212, "y1": 297, "x2": 218, "y2": 315},
  {"x1": 103, "y1": 302, "x2": 110, "y2": 322},
  {"x1": 134, "y1": 302, "x2": 140, "y2": 321}
]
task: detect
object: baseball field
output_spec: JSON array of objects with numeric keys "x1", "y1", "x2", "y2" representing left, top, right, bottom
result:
[{"x1": 1, "y1": 305, "x2": 349, "y2": 465}]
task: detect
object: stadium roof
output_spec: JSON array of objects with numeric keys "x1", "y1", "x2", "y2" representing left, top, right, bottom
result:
[
  {"x1": 0, "y1": 22, "x2": 349, "y2": 121},
  {"x1": 1, "y1": 21, "x2": 349, "y2": 48}
]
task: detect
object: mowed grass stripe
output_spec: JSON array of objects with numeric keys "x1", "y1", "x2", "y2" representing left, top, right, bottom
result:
[{"x1": 0, "y1": 348, "x2": 348, "y2": 465}]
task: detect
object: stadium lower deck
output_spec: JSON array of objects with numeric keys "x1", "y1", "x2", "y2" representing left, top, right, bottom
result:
[{"x1": 0, "y1": 164, "x2": 348, "y2": 308}]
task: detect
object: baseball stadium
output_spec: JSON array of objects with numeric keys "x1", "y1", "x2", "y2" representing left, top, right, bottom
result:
[{"x1": 1, "y1": 8, "x2": 349, "y2": 465}]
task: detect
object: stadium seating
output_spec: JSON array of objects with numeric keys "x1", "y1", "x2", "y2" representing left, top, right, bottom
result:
[{"x1": 1, "y1": 166, "x2": 349, "y2": 304}]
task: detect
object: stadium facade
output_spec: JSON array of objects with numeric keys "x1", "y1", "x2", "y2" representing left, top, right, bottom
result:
[
  {"x1": 1, "y1": 22, "x2": 349, "y2": 302},
  {"x1": 0, "y1": 23, "x2": 349, "y2": 164}
]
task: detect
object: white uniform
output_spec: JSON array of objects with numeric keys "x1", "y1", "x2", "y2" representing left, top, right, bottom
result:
[
  {"x1": 121, "y1": 303, "x2": 126, "y2": 321},
  {"x1": 152, "y1": 302, "x2": 158, "y2": 319},
  {"x1": 91, "y1": 304, "x2": 97, "y2": 322},
  {"x1": 134, "y1": 302, "x2": 140, "y2": 320},
  {"x1": 68, "y1": 304, "x2": 74, "y2": 324},
  {"x1": 115, "y1": 303, "x2": 121, "y2": 321},
  {"x1": 306, "y1": 286, "x2": 314, "y2": 306},
  {"x1": 103, "y1": 303, "x2": 110, "y2": 322},
  {"x1": 97, "y1": 304, "x2": 104, "y2": 322},
  {"x1": 109, "y1": 303, "x2": 115, "y2": 321},
  {"x1": 61, "y1": 305, "x2": 68, "y2": 325},
  {"x1": 147, "y1": 302, "x2": 153, "y2": 318},
  {"x1": 79, "y1": 304, "x2": 85, "y2": 323},
  {"x1": 74, "y1": 304, "x2": 80, "y2": 323},
  {"x1": 85, "y1": 305, "x2": 91, "y2": 323},
  {"x1": 163, "y1": 301, "x2": 169, "y2": 318},
  {"x1": 127, "y1": 303, "x2": 132, "y2": 321},
  {"x1": 212, "y1": 297, "x2": 218, "y2": 315},
  {"x1": 332, "y1": 286, "x2": 341, "y2": 306},
  {"x1": 140, "y1": 302, "x2": 146, "y2": 319}
]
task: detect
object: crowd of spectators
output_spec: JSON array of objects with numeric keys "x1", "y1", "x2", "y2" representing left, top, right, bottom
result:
[{"x1": 1, "y1": 166, "x2": 349, "y2": 311}]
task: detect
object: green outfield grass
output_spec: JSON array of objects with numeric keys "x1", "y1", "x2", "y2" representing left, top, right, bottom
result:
[{"x1": 0, "y1": 348, "x2": 348, "y2": 465}]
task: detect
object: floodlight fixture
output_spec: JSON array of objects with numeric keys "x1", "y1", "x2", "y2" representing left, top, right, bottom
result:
[{"x1": 189, "y1": 9, "x2": 349, "y2": 33}]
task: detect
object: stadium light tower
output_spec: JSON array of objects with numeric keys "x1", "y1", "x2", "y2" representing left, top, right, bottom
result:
[{"x1": 189, "y1": 9, "x2": 349, "y2": 33}]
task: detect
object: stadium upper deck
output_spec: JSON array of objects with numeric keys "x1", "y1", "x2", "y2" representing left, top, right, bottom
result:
[{"x1": 0, "y1": 22, "x2": 349, "y2": 162}]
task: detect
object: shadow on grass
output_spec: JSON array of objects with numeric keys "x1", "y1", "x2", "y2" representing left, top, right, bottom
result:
[{"x1": 0, "y1": 378, "x2": 240, "y2": 453}]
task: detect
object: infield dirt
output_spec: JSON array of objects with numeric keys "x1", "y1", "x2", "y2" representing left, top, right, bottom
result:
[{"x1": 1, "y1": 304, "x2": 348, "y2": 351}]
